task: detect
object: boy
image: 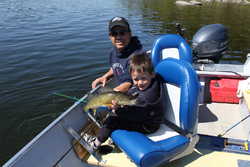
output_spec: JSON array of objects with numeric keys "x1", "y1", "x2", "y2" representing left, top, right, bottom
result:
[
  {"x1": 91, "y1": 17, "x2": 143, "y2": 92},
  {"x1": 89, "y1": 53, "x2": 164, "y2": 150}
]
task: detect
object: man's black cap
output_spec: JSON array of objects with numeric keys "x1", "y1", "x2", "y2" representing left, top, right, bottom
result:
[{"x1": 109, "y1": 17, "x2": 131, "y2": 32}]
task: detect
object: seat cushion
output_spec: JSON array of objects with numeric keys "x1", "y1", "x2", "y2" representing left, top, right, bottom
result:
[
  {"x1": 111, "y1": 129, "x2": 189, "y2": 167},
  {"x1": 147, "y1": 124, "x2": 179, "y2": 142}
]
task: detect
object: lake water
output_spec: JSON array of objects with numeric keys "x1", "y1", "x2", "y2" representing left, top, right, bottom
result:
[{"x1": 1, "y1": 0, "x2": 250, "y2": 165}]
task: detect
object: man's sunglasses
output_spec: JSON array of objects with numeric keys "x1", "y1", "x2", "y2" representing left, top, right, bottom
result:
[{"x1": 110, "y1": 30, "x2": 128, "y2": 37}]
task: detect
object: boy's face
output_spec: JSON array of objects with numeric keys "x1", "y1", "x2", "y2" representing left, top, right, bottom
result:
[
  {"x1": 131, "y1": 71, "x2": 155, "y2": 91},
  {"x1": 109, "y1": 26, "x2": 131, "y2": 51}
]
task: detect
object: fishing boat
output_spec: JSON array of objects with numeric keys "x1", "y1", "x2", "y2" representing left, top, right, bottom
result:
[{"x1": 3, "y1": 24, "x2": 250, "y2": 167}]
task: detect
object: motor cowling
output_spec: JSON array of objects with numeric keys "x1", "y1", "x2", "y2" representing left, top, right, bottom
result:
[{"x1": 192, "y1": 24, "x2": 229, "y2": 63}]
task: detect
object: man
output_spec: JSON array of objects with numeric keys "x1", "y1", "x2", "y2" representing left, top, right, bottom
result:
[{"x1": 91, "y1": 17, "x2": 143, "y2": 92}]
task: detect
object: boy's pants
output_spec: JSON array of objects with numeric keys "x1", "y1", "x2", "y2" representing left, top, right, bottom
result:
[{"x1": 97, "y1": 116, "x2": 157, "y2": 143}]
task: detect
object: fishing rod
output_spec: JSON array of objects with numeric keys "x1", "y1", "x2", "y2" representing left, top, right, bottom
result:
[
  {"x1": 53, "y1": 91, "x2": 103, "y2": 128},
  {"x1": 53, "y1": 84, "x2": 104, "y2": 103},
  {"x1": 218, "y1": 114, "x2": 250, "y2": 137},
  {"x1": 53, "y1": 92, "x2": 86, "y2": 103},
  {"x1": 53, "y1": 84, "x2": 104, "y2": 128}
]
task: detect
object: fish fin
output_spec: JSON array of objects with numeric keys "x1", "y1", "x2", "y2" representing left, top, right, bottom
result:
[
  {"x1": 90, "y1": 104, "x2": 112, "y2": 112},
  {"x1": 130, "y1": 99, "x2": 137, "y2": 105},
  {"x1": 103, "y1": 104, "x2": 112, "y2": 107}
]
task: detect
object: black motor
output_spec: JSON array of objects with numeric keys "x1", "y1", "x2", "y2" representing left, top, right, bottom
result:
[{"x1": 191, "y1": 24, "x2": 229, "y2": 63}]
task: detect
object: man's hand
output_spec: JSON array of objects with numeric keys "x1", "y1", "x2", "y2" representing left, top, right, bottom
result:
[
  {"x1": 91, "y1": 76, "x2": 108, "y2": 88},
  {"x1": 92, "y1": 68, "x2": 113, "y2": 89}
]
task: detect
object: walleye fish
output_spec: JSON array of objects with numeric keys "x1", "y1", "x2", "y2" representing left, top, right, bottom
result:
[{"x1": 83, "y1": 91, "x2": 137, "y2": 112}]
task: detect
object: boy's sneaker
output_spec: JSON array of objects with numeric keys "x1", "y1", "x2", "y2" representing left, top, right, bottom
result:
[
  {"x1": 88, "y1": 136, "x2": 99, "y2": 151},
  {"x1": 82, "y1": 133, "x2": 99, "y2": 151},
  {"x1": 82, "y1": 133, "x2": 92, "y2": 142}
]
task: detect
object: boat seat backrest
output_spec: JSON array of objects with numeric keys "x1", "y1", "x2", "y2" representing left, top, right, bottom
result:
[
  {"x1": 151, "y1": 34, "x2": 194, "y2": 130},
  {"x1": 151, "y1": 34, "x2": 192, "y2": 67},
  {"x1": 155, "y1": 58, "x2": 199, "y2": 133}
]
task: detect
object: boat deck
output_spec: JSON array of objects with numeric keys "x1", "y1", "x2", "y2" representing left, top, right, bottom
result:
[
  {"x1": 86, "y1": 147, "x2": 250, "y2": 167},
  {"x1": 198, "y1": 102, "x2": 250, "y2": 140}
]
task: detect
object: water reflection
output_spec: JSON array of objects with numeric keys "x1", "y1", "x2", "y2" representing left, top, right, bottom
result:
[{"x1": 127, "y1": 0, "x2": 250, "y2": 62}]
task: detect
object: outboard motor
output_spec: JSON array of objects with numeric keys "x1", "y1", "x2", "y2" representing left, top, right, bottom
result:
[{"x1": 192, "y1": 24, "x2": 229, "y2": 63}]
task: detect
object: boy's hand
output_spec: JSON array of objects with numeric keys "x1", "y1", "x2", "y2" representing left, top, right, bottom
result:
[
  {"x1": 110, "y1": 100, "x2": 125, "y2": 114},
  {"x1": 110, "y1": 100, "x2": 119, "y2": 113}
]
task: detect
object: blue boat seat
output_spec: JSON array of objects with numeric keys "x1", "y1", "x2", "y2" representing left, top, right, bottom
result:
[
  {"x1": 151, "y1": 34, "x2": 192, "y2": 66},
  {"x1": 111, "y1": 58, "x2": 200, "y2": 167},
  {"x1": 151, "y1": 34, "x2": 198, "y2": 139}
]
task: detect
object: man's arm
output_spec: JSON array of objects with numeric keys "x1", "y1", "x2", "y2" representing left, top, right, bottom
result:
[{"x1": 113, "y1": 81, "x2": 132, "y2": 93}]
